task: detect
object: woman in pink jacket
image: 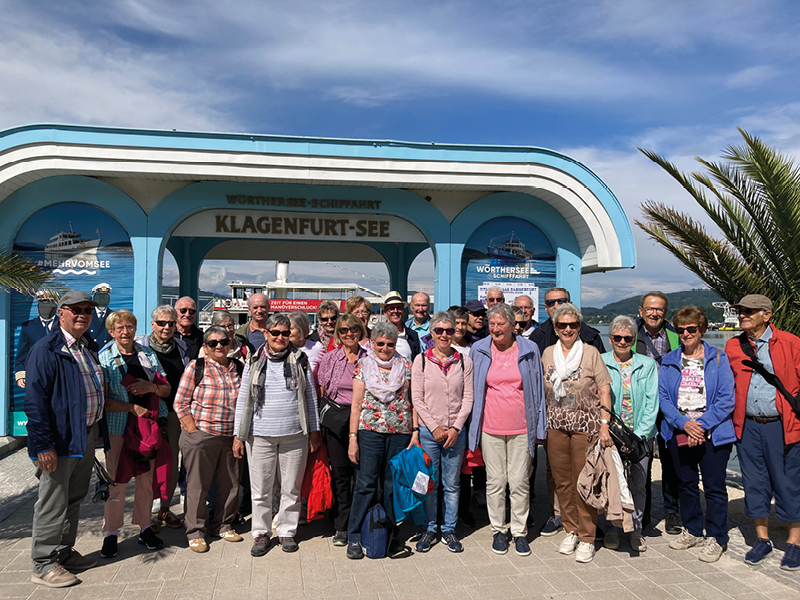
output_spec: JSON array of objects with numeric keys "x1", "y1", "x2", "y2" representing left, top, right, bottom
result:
[{"x1": 411, "y1": 311, "x2": 474, "y2": 553}]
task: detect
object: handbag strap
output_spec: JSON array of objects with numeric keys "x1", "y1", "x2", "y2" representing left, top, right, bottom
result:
[{"x1": 738, "y1": 332, "x2": 800, "y2": 415}]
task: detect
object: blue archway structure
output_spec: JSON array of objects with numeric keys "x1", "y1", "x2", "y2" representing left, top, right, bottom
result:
[{"x1": 0, "y1": 124, "x2": 636, "y2": 435}]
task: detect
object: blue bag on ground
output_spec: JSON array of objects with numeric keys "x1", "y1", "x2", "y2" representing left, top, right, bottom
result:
[{"x1": 360, "y1": 504, "x2": 389, "y2": 559}]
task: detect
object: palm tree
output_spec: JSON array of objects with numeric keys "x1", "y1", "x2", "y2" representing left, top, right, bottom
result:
[
  {"x1": 636, "y1": 128, "x2": 800, "y2": 335},
  {"x1": 0, "y1": 246, "x2": 54, "y2": 296}
]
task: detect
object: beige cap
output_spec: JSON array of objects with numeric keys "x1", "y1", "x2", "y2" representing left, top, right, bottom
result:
[{"x1": 732, "y1": 294, "x2": 773, "y2": 312}]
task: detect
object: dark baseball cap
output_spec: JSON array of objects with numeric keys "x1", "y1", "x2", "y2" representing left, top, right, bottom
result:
[
  {"x1": 58, "y1": 290, "x2": 98, "y2": 308},
  {"x1": 464, "y1": 299, "x2": 486, "y2": 314}
]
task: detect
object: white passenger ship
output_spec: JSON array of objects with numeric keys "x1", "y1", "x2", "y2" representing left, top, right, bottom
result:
[{"x1": 44, "y1": 223, "x2": 101, "y2": 254}]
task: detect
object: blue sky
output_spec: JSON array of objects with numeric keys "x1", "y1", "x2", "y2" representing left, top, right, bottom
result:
[{"x1": 3, "y1": 0, "x2": 800, "y2": 306}]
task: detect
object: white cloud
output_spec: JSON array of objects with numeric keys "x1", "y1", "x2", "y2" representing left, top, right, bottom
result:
[{"x1": 726, "y1": 65, "x2": 781, "y2": 89}]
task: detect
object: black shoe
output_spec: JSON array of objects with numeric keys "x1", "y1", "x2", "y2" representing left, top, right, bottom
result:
[
  {"x1": 280, "y1": 537, "x2": 299, "y2": 553},
  {"x1": 138, "y1": 527, "x2": 164, "y2": 550},
  {"x1": 251, "y1": 534, "x2": 270, "y2": 557},
  {"x1": 332, "y1": 531, "x2": 348, "y2": 546},
  {"x1": 100, "y1": 535, "x2": 118, "y2": 558},
  {"x1": 664, "y1": 513, "x2": 682, "y2": 535},
  {"x1": 539, "y1": 515, "x2": 563, "y2": 537},
  {"x1": 442, "y1": 532, "x2": 463, "y2": 553},
  {"x1": 459, "y1": 511, "x2": 476, "y2": 528},
  {"x1": 415, "y1": 531, "x2": 437, "y2": 553},
  {"x1": 346, "y1": 541, "x2": 364, "y2": 560}
]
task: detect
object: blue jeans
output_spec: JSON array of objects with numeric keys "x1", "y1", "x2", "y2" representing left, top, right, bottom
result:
[
  {"x1": 347, "y1": 430, "x2": 411, "y2": 543},
  {"x1": 419, "y1": 427, "x2": 466, "y2": 534}
]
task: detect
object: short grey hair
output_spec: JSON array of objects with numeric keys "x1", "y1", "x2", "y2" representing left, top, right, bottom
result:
[
  {"x1": 552, "y1": 302, "x2": 583, "y2": 324},
  {"x1": 203, "y1": 325, "x2": 228, "y2": 344},
  {"x1": 430, "y1": 310, "x2": 455, "y2": 329},
  {"x1": 151, "y1": 304, "x2": 177, "y2": 322},
  {"x1": 371, "y1": 321, "x2": 399, "y2": 342},
  {"x1": 211, "y1": 310, "x2": 234, "y2": 327},
  {"x1": 288, "y1": 311, "x2": 311, "y2": 338},
  {"x1": 609, "y1": 315, "x2": 636, "y2": 337},
  {"x1": 487, "y1": 303, "x2": 515, "y2": 326},
  {"x1": 266, "y1": 313, "x2": 290, "y2": 330},
  {"x1": 486, "y1": 286, "x2": 505, "y2": 296}
]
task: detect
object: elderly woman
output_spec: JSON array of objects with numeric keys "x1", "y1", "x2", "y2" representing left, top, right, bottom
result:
[
  {"x1": 308, "y1": 300, "x2": 340, "y2": 350},
  {"x1": 346, "y1": 321, "x2": 417, "y2": 560},
  {"x1": 542, "y1": 303, "x2": 612, "y2": 564},
  {"x1": 288, "y1": 311, "x2": 324, "y2": 375},
  {"x1": 99, "y1": 310, "x2": 171, "y2": 558},
  {"x1": 200, "y1": 310, "x2": 244, "y2": 360},
  {"x1": 659, "y1": 306, "x2": 735, "y2": 563},
  {"x1": 470, "y1": 303, "x2": 546, "y2": 557},
  {"x1": 600, "y1": 315, "x2": 659, "y2": 552},
  {"x1": 138, "y1": 304, "x2": 191, "y2": 528},
  {"x1": 345, "y1": 295, "x2": 372, "y2": 341},
  {"x1": 316, "y1": 313, "x2": 368, "y2": 546},
  {"x1": 233, "y1": 313, "x2": 321, "y2": 556},
  {"x1": 175, "y1": 326, "x2": 243, "y2": 553},
  {"x1": 412, "y1": 311, "x2": 474, "y2": 553}
]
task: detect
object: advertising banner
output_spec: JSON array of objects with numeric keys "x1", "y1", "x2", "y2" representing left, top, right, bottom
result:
[
  {"x1": 461, "y1": 217, "x2": 556, "y2": 323},
  {"x1": 9, "y1": 203, "x2": 134, "y2": 435}
]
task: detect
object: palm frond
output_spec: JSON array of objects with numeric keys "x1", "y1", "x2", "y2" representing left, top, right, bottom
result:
[{"x1": 0, "y1": 247, "x2": 55, "y2": 296}]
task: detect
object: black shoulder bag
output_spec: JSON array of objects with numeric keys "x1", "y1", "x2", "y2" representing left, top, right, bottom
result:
[
  {"x1": 599, "y1": 405, "x2": 650, "y2": 464},
  {"x1": 738, "y1": 333, "x2": 800, "y2": 417}
]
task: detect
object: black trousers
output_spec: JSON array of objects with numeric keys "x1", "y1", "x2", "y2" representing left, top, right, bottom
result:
[{"x1": 325, "y1": 427, "x2": 354, "y2": 532}]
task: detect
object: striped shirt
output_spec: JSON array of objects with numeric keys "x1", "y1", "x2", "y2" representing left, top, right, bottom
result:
[
  {"x1": 234, "y1": 359, "x2": 319, "y2": 438},
  {"x1": 62, "y1": 328, "x2": 104, "y2": 427},
  {"x1": 99, "y1": 342, "x2": 169, "y2": 436},
  {"x1": 175, "y1": 359, "x2": 241, "y2": 436}
]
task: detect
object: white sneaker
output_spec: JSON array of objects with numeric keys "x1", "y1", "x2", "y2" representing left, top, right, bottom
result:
[
  {"x1": 559, "y1": 531, "x2": 580, "y2": 555},
  {"x1": 630, "y1": 532, "x2": 647, "y2": 552},
  {"x1": 669, "y1": 529, "x2": 703, "y2": 550},
  {"x1": 575, "y1": 541, "x2": 596, "y2": 563},
  {"x1": 698, "y1": 537, "x2": 724, "y2": 563}
]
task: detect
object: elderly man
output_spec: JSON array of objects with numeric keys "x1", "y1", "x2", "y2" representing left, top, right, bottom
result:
[
  {"x1": 726, "y1": 294, "x2": 800, "y2": 570},
  {"x1": 25, "y1": 290, "x2": 109, "y2": 588},
  {"x1": 405, "y1": 292, "x2": 431, "y2": 335},
  {"x1": 382, "y1": 291, "x2": 421, "y2": 361},
  {"x1": 530, "y1": 288, "x2": 604, "y2": 354},
  {"x1": 174, "y1": 296, "x2": 204, "y2": 359},
  {"x1": 635, "y1": 291, "x2": 682, "y2": 534},
  {"x1": 514, "y1": 294, "x2": 538, "y2": 337},
  {"x1": 485, "y1": 286, "x2": 505, "y2": 307},
  {"x1": 465, "y1": 299, "x2": 488, "y2": 340},
  {"x1": 234, "y1": 292, "x2": 269, "y2": 356}
]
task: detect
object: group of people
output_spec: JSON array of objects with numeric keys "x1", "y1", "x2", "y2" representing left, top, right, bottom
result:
[{"x1": 21, "y1": 284, "x2": 800, "y2": 588}]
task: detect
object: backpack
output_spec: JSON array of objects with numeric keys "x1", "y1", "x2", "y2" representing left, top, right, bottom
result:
[
  {"x1": 194, "y1": 357, "x2": 244, "y2": 387},
  {"x1": 360, "y1": 504, "x2": 389, "y2": 559}
]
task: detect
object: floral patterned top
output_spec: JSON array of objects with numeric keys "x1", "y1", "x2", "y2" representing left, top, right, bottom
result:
[
  {"x1": 618, "y1": 360, "x2": 634, "y2": 429},
  {"x1": 353, "y1": 357, "x2": 413, "y2": 434}
]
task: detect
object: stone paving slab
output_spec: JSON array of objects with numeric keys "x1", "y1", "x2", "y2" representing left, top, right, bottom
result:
[{"x1": 1, "y1": 446, "x2": 799, "y2": 600}]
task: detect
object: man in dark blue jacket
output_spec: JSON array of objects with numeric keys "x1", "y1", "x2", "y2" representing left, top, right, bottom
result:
[{"x1": 26, "y1": 290, "x2": 108, "y2": 588}]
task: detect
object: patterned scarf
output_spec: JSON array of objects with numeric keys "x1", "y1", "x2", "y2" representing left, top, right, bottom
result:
[
  {"x1": 148, "y1": 332, "x2": 176, "y2": 355},
  {"x1": 361, "y1": 348, "x2": 406, "y2": 404}
]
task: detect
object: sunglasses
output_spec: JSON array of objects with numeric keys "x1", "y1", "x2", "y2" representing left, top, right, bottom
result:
[
  {"x1": 737, "y1": 307, "x2": 761, "y2": 316},
  {"x1": 374, "y1": 341, "x2": 396, "y2": 348},
  {"x1": 268, "y1": 329, "x2": 291, "y2": 337},
  {"x1": 555, "y1": 321, "x2": 579, "y2": 330},
  {"x1": 611, "y1": 335, "x2": 634, "y2": 344},
  {"x1": 178, "y1": 307, "x2": 197, "y2": 315},
  {"x1": 154, "y1": 320, "x2": 176, "y2": 327},
  {"x1": 339, "y1": 325, "x2": 361, "y2": 335},
  {"x1": 515, "y1": 321, "x2": 527, "y2": 327},
  {"x1": 318, "y1": 316, "x2": 337, "y2": 323},
  {"x1": 62, "y1": 305, "x2": 94, "y2": 315},
  {"x1": 205, "y1": 338, "x2": 230, "y2": 348},
  {"x1": 676, "y1": 325, "x2": 699, "y2": 334},
  {"x1": 385, "y1": 306, "x2": 405, "y2": 313},
  {"x1": 544, "y1": 298, "x2": 568, "y2": 308},
  {"x1": 433, "y1": 327, "x2": 455, "y2": 336}
]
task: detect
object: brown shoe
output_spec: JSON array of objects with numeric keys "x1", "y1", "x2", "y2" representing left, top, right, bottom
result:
[
  {"x1": 57, "y1": 549, "x2": 96, "y2": 571},
  {"x1": 157, "y1": 508, "x2": 184, "y2": 529},
  {"x1": 31, "y1": 565, "x2": 79, "y2": 588}
]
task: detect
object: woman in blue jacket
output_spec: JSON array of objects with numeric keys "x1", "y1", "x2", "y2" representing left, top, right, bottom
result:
[
  {"x1": 659, "y1": 306, "x2": 735, "y2": 564},
  {"x1": 601, "y1": 315, "x2": 659, "y2": 553}
]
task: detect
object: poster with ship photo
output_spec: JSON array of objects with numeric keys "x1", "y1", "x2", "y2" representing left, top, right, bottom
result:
[
  {"x1": 8, "y1": 202, "x2": 134, "y2": 435},
  {"x1": 461, "y1": 217, "x2": 556, "y2": 323}
]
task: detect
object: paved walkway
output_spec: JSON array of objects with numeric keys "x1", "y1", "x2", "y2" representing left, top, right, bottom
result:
[{"x1": 1, "y1": 446, "x2": 798, "y2": 600}]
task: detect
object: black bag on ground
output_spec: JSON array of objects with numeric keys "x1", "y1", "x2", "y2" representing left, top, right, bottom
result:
[
  {"x1": 319, "y1": 395, "x2": 350, "y2": 438},
  {"x1": 600, "y1": 405, "x2": 650, "y2": 464}
]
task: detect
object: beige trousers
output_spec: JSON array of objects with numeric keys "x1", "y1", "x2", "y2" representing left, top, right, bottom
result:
[{"x1": 481, "y1": 432, "x2": 532, "y2": 537}]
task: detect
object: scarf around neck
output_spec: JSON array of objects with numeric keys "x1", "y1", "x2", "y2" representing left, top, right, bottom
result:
[
  {"x1": 148, "y1": 332, "x2": 176, "y2": 355},
  {"x1": 361, "y1": 348, "x2": 406, "y2": 404},
  {"x1": 549, "y1": 339, "x2": 584, "y2": 400}
]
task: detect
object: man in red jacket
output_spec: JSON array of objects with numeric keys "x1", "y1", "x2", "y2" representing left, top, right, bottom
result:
[{"x1": 725, "y1": 294, "x2": 800, "y2": 571}]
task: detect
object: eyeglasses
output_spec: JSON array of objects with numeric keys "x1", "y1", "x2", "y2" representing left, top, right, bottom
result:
[
  {"x1": 676, "y1": 325, "x2": 699, "y2": 334},
  {"x1": 318, "y1": 316, "x2": 337, "y2": 323},
  {"x1": 643, "y1": 307, "x2": 666, "y2": 314},
  {"x1": 62, "y1": 306, "x2": 94, "y2": 315},
  {"x1": 374, "y1": 341, "x2": 396, "y2": 348},
  {"x1": 352, "y1": 310, "x2": 370, "y2": 317},
  {"x1": 433, "y1": 327, "x2": 455, "y2": 336},
  {"x1": 545, "y1": 298, "x2": 568, "y2": 308},
  {"x1": 555, "y1": 321, "x2": 579, "y2": 330},
  {"x1": 339, "y1": 325, "x2": 361, "y2": 335},
  {"x1": 737, "y1": 307, "x2": 761, "y2": 316},
  {"x1": 205, "y1": 338, "x2": 230, "y2": 348},
  {"x1": 114, "y1": 324, "x2": 135, "y2": 333},
  {"x1": 154, "y1": 320, "x2": 176, "y2": 327},
  {"x1": 178, "y1": 308, "x2": 197, "y2": 315},
  {"x1": 385, "y1": 306, "x2": 404, "y2": 313},
  {"x1": 268, "y1": 329, "x2": 291, "y2": 337},
  {"x1": 611, "y1": 335, "x2": 634, "y2": 344}
]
